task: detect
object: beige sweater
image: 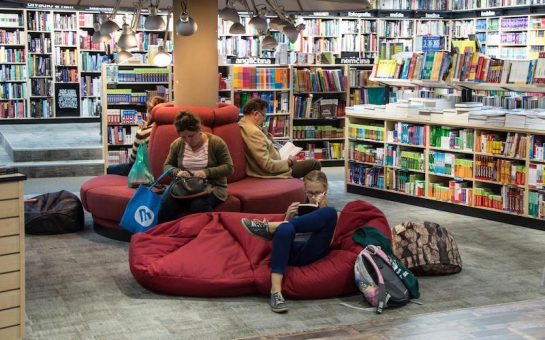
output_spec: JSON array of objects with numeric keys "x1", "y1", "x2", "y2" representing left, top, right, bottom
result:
[{"x1": 239, "y1": 116, "x2": 291, "y2": 179}]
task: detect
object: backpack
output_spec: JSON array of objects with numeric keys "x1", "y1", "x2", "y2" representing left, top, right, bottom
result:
[
  {"x1": 24, "y1": 190, "x2": 84, "y2": 235},
  {"x1": 393, "y1": 221, "x2": 462, "y2": 275},
  {"x1": 354, "y1": 245, "x2": 410, "y2": 314}
]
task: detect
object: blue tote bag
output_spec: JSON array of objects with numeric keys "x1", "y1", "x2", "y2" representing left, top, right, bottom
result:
[{"x1": 120, "y1": 167, "x2": 175, "y2": 234}]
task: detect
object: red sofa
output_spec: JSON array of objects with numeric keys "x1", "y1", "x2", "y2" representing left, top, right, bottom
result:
[{"x1": 80, "y1": 104, "x2": 305, "y2": 240}]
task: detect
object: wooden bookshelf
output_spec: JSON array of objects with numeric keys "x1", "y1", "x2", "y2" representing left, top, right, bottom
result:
[{"x1": 101, "y1": 64, "x2": 172, "y2": 170}]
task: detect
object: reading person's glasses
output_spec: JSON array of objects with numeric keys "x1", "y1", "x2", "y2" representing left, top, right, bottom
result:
[{"x1": 306, "y1": 191, "x2": 326, "y2": 198}]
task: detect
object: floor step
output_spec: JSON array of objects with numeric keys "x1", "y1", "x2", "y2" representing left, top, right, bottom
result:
[
  {"x1": 6, "y1": 159, "x2": 104, "y2": 178},
  {"x1": 9, "y1": 146, "x2": 103, "y2": 162}
]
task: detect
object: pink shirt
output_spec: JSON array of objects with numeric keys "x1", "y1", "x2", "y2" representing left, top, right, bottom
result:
[{"x1": 182, "y1": 140, "x2": 209, "y2": 172}]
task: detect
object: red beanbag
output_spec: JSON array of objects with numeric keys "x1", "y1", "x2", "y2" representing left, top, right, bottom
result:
[{"x1": 129, "y1": 200, "x2": 391, "y2": 299}]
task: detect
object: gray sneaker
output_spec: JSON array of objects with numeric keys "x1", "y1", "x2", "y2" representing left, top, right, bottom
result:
[
  {"x1": 241, "y1": 218, "x2": 272, "y2": 240},
  {"x1": 270, "y1": 292, "x2": 288, "y2": 313}
]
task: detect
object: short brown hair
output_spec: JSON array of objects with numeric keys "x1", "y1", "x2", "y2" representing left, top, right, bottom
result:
[
  {"x1": 174, "y1": 110, "x2": 201, "y2": 133},
  {"x1": 303, "y1": 170, "x2": 329, "y2": 190},
  {"x1": 243, "y1": 98, "x2": 268, "y2": 116}
]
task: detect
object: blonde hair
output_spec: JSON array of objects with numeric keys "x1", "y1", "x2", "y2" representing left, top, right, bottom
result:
[
  {"x1": 145, "y1": 96, "x2": 167, "y2": 125},
  {"x1": 303, "y1": 170, "x2": 328, "y2": 190}
]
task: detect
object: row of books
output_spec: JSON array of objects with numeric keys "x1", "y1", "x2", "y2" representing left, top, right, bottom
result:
[
  {"x1": 349, "y1": 143, "x2": 383, "y2": 165},
  {"x1": 528, "y1": 163, "x2": 545, "y2": 189},
  {"x1": 474, "y1": 186, "x2": 524, "y2": 215},
  {"x1": 29, "y1": 98, "x2": 52, "y2": 118},
  {"x1": 108, "y1": 150, "x2": 130, "y2": 165},
  {"x1": 387, "y1": 122, "x2": 427, "y2": 146},
  {"x1": 374, "y1": 52, "x2": 453, "y2": 82},
  {"x1": 263, "y1": 115, "x2": 288, "y2": 138},
  {"x1": 28, "y1": 55, "x2": 51, "y2": 77},
  {"x1": 52, "y1": 13, "x2": 77, "y2": 31},
  {"x1": 475, "y1": 155, "x2": 527, "y2": 185},
  {"x1": 107, "y1": 126, "x2": 138, "y2": 146},
  {"x1": 0, "y1": 30, "x2": 22, "y2": 44},
  {"x1": 292, "y1": 126, "x2": 343, "y2": 140},
  {"x1": 429, "y1": 152, "x2": 474, "y2": 179},
  {"x1": 298, "y1": 142, "x2": 344, "y2": 161},
  {"x1": 233, "y1": 91, "x2": 288, "y2": 114},
  {"x1": 0, "y1": 13, "x2": 22, "y2": 28},
  {"x1": 0, "y1": 65, "x2": 26, "y2": 81},
  {"x1": 341, "y1": 35, "x2": 377, "y2": 53},
  {"x1": 231, "y1": 67, "x2": 290, "y2": 90},
  {"x1": 429, "y1": 181, "x2": 473, "y2": 205},
  {"x1": 350, "y1": 87, "x2": 387, "y2": 106},
  {"x1": 81, "y1": 98, "x2": 100, "y2": 117},
  {"x1": 27, "y1": 12, "x2": 53, "y2": 32},
  {"x1": 56, "y1": 68, "x2": 78, "y2": 82},
  {"x1": 529, "y1": 135, "x2": 545, "y2": 161},
  {"x1": 106, "y1": 89, "x2": 148, "y2": 105},
  {"x1": 53, "y1": 31, "x2": 77, "y2": 46},
  {"x1": 0, "y1": 48, "x2": 25, "y2": 63},
  {"x1": 293, "y1": 96, "x2": 345, "y2": 119},
  {"x1": 107, "y1": 109, "x2": 144, "y2": 125},
  {"x1": 0, "y1": 100, "x2": 26, "y2": 119},
  {"x1": 80, "y1": 75, "x2": 100, "y2": 97},
  {"x1": 475, "y1": 132, "x2": 527, "y2": 159},
  {"x1": 429, "y1": 126, "x2": 474, "y2": 151},
  {"x1": 81, "y1": 53, "x2": 108, "y2": 72},
  {"x1": 348, "y1": 123, "x2": 385, "y2": 141},
  {"x1": 398, "y1": 150, "x2": 425, "y2": 171},
  {"x1": 528, "y1": 191, "x2": 545, "y2": 219},
  {"x1": 108, "y1": 68, "x2": 169, "y2": 83},
  {"x1": 293, "y1": 68, "x2": 345, "y2": 93},
  {"x1": 0, "y1": 83, "x2": 25, "y2": 99},
  {"x1": 28, "y1": 34, "x2": 52, "y2": 53},
  {"x1": 30, "y1": 78, "x2": 52, "y2": 97}
]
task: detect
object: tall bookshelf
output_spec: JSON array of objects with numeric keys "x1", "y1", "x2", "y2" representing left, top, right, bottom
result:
[
  {"x1": 0, "y1": 7, "x2": 169, "y2": 120},
  {"x1": 0, "y1": 8, "x2": 27, "y2": 118},
  {"x1": 101, "y1": 64, "x2": 172, "y2": 168},
  {"x1": 291, "y1": 65, "x2": 347, "y2": 165}
]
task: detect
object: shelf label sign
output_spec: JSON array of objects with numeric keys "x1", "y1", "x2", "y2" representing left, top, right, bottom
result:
[
  {"x1": 422, "y1": 36, "x2": 442, "y2": 52},
  {"x1": 389, "y1": 12, "x2": 405, "y2": 18},
  {"x1": 348, "y1": 12, "x2": 374, "y2": 18},
  {"x1": 336, "y1": 57, "x2": 374, "y2": 65},
  {"x1": 481, "y1": 11, "x2": 496, "y2": 16},
  {"x1": 26, "y1": 2, "x2": 75, "y2": 9},
  {"x1": 312, "y1": 12, "x2": 330, "y2": 16},
  {"x1": 424, "y1": 13, "x2": 442, "y2": 19},
  {"x1": 230, "y1": 57, "x2": 275, "y2": 65},
  {"x1": 55, "y1": 83, "x2": 80, "y2": 117}
]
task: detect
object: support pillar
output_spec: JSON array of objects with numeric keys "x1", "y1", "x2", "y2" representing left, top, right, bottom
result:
[{"x1": 173, "y1": 0, "x2": 218, "y2": 107}]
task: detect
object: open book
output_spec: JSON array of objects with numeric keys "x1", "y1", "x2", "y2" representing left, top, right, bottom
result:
[
  {"x1": 298, "y1": 203, "x2": 319, "y2": 216},
  {"x1": 279, "y1": 141, "x2": 303, "y2": 160}
]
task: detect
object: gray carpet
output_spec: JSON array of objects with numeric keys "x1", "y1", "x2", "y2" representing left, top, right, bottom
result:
[{"x1": 24, "y1": 169, "x2": 545, "y2": 339}]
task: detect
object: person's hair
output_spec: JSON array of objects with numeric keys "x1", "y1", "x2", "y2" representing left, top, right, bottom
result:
[
  {"x1": 303, "y1": 170, "x2": 329, "y2": 190},
  {"x1": 145, "y1": 96, "x2": 166, "y2": 125},
  {"x1": 243, "y1": 98, "x2": 268, "y2": 116},
  {"x1": 174, "y1": 110, "x2": 201, "y2": 133}
]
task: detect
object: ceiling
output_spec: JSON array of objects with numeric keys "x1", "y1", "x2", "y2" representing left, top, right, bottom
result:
[{"x1": 3, "y1": 0, "x2": 372, "y2": 12}]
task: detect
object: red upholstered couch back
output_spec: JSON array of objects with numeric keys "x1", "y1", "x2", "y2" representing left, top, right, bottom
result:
[{"x1": 148, "y1": 104, "x2": 246, "y2": 183}]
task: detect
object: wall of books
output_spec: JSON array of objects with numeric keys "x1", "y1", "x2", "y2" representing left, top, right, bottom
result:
[{"x1": 0, "y1": 6, "x2": 169, "y2": 120}]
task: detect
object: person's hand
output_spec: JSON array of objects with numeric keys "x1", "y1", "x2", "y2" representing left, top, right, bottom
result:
[
  {"x1": 176, "y1": 170, "x2": 191, "y2": 178},
  {"x1": 193, "y1": 170, "x2": 207, "y2": 178},
  {"x1": 315, "y1": 192, "x2": 328, "y2": 208},
  {"x1": 285, "y1": 202, "x2": 299, "y2": 221},
  {"x1": 287, "y1": 155, "x2": 297, "y2": 167}
]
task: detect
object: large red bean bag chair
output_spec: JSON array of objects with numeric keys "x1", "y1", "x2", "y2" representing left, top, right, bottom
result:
[{"x1": 129, "y1": 200, "x2": 391, "y2": 299}]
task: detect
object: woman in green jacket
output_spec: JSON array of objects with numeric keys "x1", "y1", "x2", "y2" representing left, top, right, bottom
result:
[{"x1": 158, "y1": 110, "x2": 234, "y2": 223}]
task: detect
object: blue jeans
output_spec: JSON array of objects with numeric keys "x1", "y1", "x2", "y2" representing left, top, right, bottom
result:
[
  {"x1": 271, "y1": 207, "x2": 337, "y2": 274},
  {"x1": 107, "y1": 163, "x2": 133, "y2": 176},
  {"x1": 158, "y1": 190, "x2": 222, "y2": 224}
]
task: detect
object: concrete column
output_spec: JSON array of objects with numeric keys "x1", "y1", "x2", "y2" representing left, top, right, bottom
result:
[{"x1": 173, "y1": 0, "x2": 218, "y2": 107}]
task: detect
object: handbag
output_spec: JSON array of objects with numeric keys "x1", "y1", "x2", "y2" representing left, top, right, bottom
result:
[
  {"x1": 170, "y1": 169, "x2": 213, "y2": 200},
  {"x1": 119, "y1": 167, "x2": 175, "y2": 234}
]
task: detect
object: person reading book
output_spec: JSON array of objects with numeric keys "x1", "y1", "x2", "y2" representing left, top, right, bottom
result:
[
  {"x1": 239, "y1": 98, "x2": 320, "y2": 179},
  {"x1": 240, "y1": 170, "x2": 336, "y2": 313}
]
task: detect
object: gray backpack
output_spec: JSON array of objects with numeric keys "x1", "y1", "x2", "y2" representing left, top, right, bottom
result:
[{"x1": 354, "y1": 245, "x2": 410, "y2": 314}]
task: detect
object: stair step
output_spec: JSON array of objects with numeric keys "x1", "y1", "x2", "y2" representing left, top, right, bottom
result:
[
  {"x1": 10, "y1": 146, "x2": 103, "y2": 162},
  {"x1": 6, "y1": 159, "x2": 105, "y2": 178}
]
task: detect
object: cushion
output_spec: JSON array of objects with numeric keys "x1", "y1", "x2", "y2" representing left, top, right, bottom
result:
[
  {"x1": 129, "y1": 200, "x2": 391, "y2": 299},
  {"x1": 80, "y1": 175, "x2": 134, "y2": 223},
  {"x1": 228, "y1": 177, "x2": 306, "y2": 214}
]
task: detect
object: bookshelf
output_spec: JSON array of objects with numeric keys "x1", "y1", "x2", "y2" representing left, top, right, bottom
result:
[
  {"x1": 0, "y1": 8, "x2": 26, "y2": 119},
  {"x1": 291, "y1": 64, "x2": 347, "y2": 165},
  {"x1": 0, "y1": 7, "x2": 169, "y2": 120},
  {"x1": 101, "y1": 64, "x2": 172, "y2": 169}
]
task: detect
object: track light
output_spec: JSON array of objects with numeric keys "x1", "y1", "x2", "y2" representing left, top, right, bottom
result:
[
  {"x1": 145, "y1": 2, "x2": 165, "y2": 31},
  {"x1": 117, "y1": 50, "x2": 133, "y2": 63},
  {"x1": 229, "y1": 22, "x2": 245, "y2": 35},
  {"x1": 269, "y1": 17, "x2": 288, "y2": 31},
  {"x1": 153, "y1": 46, "x2": 171, "y2": 67},
  {"x1": 117, "y1": 22, "x2": 138, "y2": 50},
  {"x1": 219, "y1": 1, "x2": 240, "y2": 23},
  {"x1": 175, "y1": 0, "x2": 197, "y2": 36},
  {"x1": 262, "y1": 33, "x2": 278, "y2": 50},
  {"x1": 283, "y1": 24, "x2": 299, "y2": 44},
  {"x1": 248, "y1": 15, "x2": 267, "y2": 33},
  {"x1": 100, "y1": 0, "x2": 121, "y2": 35}
]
